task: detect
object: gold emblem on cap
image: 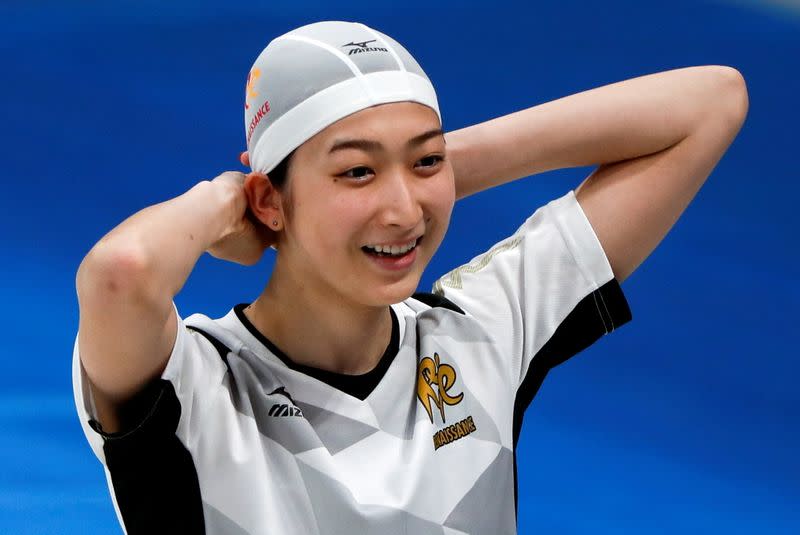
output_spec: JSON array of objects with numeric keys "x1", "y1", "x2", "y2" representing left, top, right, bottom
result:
[{"x1": 245, "y1": 67, "x2": 261, "y2": 110}]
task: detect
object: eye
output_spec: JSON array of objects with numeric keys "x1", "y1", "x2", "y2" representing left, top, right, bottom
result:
[
  {"x1": 416, "y1": 154, "x2": 445, "y2": 169},
  {"x1": 340, "y1": 166, "x2": 375, "y2": 181}
]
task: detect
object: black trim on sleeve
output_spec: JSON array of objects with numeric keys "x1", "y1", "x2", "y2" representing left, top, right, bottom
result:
[
  {"x1": 88, "y1": 376, "x2": 169, "y2": 440},
  {"x1": 411, "y1": 292, "x2": 466, "y2": 315},
  {"x1": 96, "y1": 379, "x2": 206, "y2": 534},
  {"x1": 82, "y1": 325, "x2": 235, "y2": 533},
  {"x1": 511, "y1": 278, "x2": 632, "y2": 514}
]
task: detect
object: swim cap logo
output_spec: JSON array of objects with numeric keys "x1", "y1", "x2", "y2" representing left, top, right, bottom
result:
[
  {"x1": 247, "y1": 100, "x2": 271, "y2": 144},
  {"x1": 341, "y1": 39, "x2": 389, "y2": 56},
  {"x1": 245, "y1": 67, "x2": 261, "y2": 110},
  {"x1": 245, "y1": 67, "x2": 271, "y2": 144}
]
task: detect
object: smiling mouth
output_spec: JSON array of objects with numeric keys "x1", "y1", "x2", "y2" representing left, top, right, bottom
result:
[{"x1": 361, "y1": 236, "x2": 423, "y2": 257}]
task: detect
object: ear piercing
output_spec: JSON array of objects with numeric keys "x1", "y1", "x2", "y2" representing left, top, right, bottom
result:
[{"x1": 272, "y1": 219, "x2": 279, "y2": 227}]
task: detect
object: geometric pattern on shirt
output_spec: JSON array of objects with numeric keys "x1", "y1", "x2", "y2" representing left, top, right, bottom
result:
[
  {"x1": 443, "y1": 447, "x2": 515, "y2": 535},
  {"x1": 296, "y1": 458, "x2": 449, "y2": 535}
]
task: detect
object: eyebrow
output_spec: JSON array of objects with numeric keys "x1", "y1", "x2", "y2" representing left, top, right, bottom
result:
[{"x1": 328, "y1": 128, "x2": 445, "y2": 155}]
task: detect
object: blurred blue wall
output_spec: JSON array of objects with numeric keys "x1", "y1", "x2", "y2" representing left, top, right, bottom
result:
[{"x1": 1, "y1": 0, "x2": 797, "y2": 533}]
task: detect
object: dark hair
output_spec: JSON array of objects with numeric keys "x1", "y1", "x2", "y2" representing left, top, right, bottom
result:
[
  {"x1": 267, "y1": 149, "x2": 296, "y2": 190},
  {"x1": 265, "y1": 148, "x2": 297, "y2": 225}
]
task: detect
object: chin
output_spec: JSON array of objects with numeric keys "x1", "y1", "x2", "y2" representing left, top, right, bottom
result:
[{"x1": 365, "y1": 276, "x2": 420, "y2": 306}]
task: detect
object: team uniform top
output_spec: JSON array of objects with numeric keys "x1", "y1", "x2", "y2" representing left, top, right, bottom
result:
[{"x1": 72, "y1": 190, "x2": 632, "y2": 535}]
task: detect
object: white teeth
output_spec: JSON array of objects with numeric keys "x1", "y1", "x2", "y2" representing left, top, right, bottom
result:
[{"x1": 365, "y1": 238, "x2": 418, "y2": 255}]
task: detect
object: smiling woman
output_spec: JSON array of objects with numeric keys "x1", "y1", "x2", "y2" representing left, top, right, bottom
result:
[
  {"x1": 243, "y1": 101, "x2": 454, "y2": 317},
  {"x1": 71, "y1": 19, "x2": 746, "y2": 535}
]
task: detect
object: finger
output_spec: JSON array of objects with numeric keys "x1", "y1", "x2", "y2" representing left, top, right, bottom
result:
[
  {"x1": 239, "y1": 151, "x2": 251, "y2": 167},
  {"x1": 220, "y1": 170, "x2": 247, "y2": 182},
  {"x1": 211, "y1": 171, "x2": 247, "y2": 193}
]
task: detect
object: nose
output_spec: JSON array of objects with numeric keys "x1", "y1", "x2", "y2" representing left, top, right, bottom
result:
[{"x1": 377, "y1": 167, "x2": 424, "y2": 229}]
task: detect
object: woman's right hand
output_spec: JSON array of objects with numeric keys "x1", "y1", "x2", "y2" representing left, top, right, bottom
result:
[{"x1": 206, "y1": 171, "x2": 277, "y2": 266}]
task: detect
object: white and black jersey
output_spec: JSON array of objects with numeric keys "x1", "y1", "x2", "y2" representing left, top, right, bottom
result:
[{"x1": 72, "y1": 190, "x2": 632, "y2": 534}]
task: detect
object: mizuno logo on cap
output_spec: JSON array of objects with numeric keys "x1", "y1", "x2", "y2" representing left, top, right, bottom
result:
[{"x1": 341, "y1": 39, "x2": 388, "y2": 56}]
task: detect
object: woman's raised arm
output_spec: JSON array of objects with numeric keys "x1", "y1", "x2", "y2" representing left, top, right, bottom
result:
[
  {"x1": 444, "y1": 65, "x2": 749, "y2": 281},
  {"x1": 75, "y1": 173, "x2": 267, "y2": 432}
]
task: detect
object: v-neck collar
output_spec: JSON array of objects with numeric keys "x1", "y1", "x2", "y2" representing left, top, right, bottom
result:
[{"x1": 231, "y1": 303, "x2": 400, "y2": 401}]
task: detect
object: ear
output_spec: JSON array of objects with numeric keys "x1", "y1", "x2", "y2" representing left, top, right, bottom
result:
[{"x1": 244, "y1": 172, "x2": 284, "y2": 231}]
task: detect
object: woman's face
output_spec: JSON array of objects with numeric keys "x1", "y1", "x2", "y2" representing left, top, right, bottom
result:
[{"x1": 275, "y1": 101, "x2": 455, "y2": 308}]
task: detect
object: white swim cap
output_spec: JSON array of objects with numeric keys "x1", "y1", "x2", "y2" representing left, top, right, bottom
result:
[{"x1": 244, "y1": 20, "x2": 442, "y2": 175}]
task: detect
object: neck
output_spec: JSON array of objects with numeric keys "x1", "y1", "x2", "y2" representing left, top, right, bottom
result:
[{"x1": 244, "y1": 258, "x2": 394, "y2": 375}]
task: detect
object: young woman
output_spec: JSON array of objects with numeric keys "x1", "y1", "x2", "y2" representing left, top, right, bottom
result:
[{"x1": 72, "y1": 20, "x2": 748, "y2": 535}]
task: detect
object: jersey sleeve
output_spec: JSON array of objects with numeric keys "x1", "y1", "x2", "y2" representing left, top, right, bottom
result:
[
  {"x1": 432, "y1": 190, "x2": 632, "y2": 392},
  {"x1": 71, "y1": 300, "x2": 228, "y2": 465}
]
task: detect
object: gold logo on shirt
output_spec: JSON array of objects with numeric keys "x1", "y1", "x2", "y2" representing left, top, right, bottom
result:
[{"x1": 416, "y1": 352, "x2": 464, "y2": 424}]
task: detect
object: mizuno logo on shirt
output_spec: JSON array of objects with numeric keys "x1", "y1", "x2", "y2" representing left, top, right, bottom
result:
[
  {"x1": 268, "y1": 403, "x2": 303, "y2": 417},
  {"x1": 268, "y1": 387, "x2": 303, "y2": 417}
]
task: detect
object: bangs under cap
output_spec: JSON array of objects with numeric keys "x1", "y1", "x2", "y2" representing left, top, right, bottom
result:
[{"x1": 244, "y1": 20, "x2": 442, "y2": 175}]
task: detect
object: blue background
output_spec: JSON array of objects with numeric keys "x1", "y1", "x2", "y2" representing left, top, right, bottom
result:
[{"x1": 1, "y1": 0, "x2": 797, "y2": 533}]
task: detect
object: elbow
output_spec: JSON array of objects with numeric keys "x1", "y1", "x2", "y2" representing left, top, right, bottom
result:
[
  {"x1": 76, "y1": 243, "x2": 152, "y2": 299},
  {"x1": 709, "y1": 65, "x2": 749, "y2": 129}
]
